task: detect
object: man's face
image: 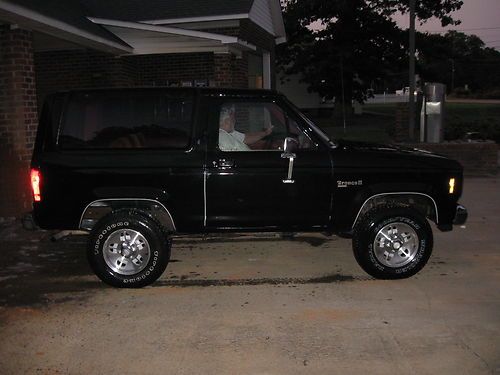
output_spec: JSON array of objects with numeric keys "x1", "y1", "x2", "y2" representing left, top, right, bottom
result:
[{"x1": 221, "y1": 111, "x2": 235, "y2": 132}]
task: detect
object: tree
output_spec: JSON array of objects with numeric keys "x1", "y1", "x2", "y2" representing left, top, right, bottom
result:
[
  {"x1": 277, "y1": 0, "x2": 464, "y2": 111},
  {"x1": 417, "y1": 31, "x2": 500, "y2": 94}
]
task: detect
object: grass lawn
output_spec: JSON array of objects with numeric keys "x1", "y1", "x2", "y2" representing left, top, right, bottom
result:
[{"x1": 308, "y1": 102, "x2": 500, "y2": 143}]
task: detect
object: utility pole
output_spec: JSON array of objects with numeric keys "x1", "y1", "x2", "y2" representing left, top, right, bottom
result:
[
  {"x1": 408, "y1": 0, "x2": 416, "y2": 141},
  {"x1": 451, "y1": 59, "x2": 455, "y2": 91}
]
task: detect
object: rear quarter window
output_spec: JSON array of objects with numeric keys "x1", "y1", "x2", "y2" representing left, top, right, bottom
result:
[{"x1": 58, "y1": 91, "x2": 194, "y2": 150}]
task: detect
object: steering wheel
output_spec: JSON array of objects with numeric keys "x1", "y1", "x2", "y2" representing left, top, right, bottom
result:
[{"x1": 262, "y1": 131, "x2": 286, "y2": 150}]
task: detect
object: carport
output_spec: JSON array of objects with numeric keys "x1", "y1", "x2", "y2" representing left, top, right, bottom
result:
[{"x1": 0, "y1": 0, "x2": 285, "y2": 219}]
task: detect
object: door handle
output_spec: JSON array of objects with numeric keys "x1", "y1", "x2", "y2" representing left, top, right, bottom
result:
[
  {"x1": 213, "y1": 158, "x2": 235, "y2": 169},
  {"x1": 282, "y1": 154, "x2": 296, "y2": 184}
]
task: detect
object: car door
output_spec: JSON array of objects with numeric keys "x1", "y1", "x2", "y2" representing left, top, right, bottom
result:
[{"x1": 205, "y1": 97, "x2": 333, "y2": 231}]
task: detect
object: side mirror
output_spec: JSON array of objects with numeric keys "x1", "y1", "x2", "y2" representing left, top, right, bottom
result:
[{"x1": 281, "y1": 137, "x2": 298, "y2": 159}]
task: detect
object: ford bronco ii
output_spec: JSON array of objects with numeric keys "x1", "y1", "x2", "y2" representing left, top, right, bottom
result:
[{"x1": 28, "y1": 88, "x2": 467, "y2": 287}]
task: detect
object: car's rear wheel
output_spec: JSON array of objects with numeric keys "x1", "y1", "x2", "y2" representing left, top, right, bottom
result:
[
  {"x1": 88, "y1": 209, "x2": 171, "y2": 288},
  {"x1": 353, "y1": 205, "x2": 433, "y2": 279}
]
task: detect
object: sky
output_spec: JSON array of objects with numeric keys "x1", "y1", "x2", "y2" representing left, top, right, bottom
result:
[{"x1": 395, "y1": 0, "x2": 500, "y2": 50}]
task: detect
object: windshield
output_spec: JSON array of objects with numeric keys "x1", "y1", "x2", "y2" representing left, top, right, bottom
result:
[{"x1": 281, "y1": 96, "x2": 337, "y2": 148}]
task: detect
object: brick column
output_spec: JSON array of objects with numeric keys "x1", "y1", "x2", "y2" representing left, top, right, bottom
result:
[
  {"x1": 0, "y1": 25, "x2": 38, "y2": 219},
  {"x1": 213, "y1": 52, "x2": 249, "y2": 89},
  {"x1": 394, "y1": 103, "x2": 409, "y2": 142},
  {"x1": 213, "y1": 53, "x2": 233, "y2": 87},
  {"x1": 232, "y1": 53, "x2": 249, "y2": 89}
]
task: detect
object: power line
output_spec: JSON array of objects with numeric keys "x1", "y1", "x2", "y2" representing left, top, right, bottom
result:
[
  {"x1": 428, "y1": 26, "x2": 500, "y2": 32},
  {"x1": 455, "y1": 26, "x2": 500, "y2": 31}
]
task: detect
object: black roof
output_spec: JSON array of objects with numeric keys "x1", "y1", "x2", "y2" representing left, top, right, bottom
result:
[
  {"x1": 81, "y1": 0, "x2": 255, "y2": 22},
  {"x1": 10, "y1": 0, "x2": 130, "y2": 47},
  {"x1": 6, "y1": 0, "x2": 255, "y2": 48},
  {"x1": 55, "y1": 86, "x2": 278, "y2": 97}
]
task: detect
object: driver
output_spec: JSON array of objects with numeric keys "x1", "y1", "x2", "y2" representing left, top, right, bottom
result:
[{"x1": 218, "y1": 104, "x2": 273, "y2": 152}]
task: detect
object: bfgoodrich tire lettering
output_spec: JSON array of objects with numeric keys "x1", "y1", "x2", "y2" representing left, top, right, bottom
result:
[
  {"x1": 88, "y1": 209, "x2": 171, "y2": 288},
  {"x1": 353, "y1": 205, "x2": 433, "y2": 279}
]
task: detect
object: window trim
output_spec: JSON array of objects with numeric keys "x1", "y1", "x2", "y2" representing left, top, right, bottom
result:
[
  {"x1": 215, "y1": 99, "x2": 319, "y2": 153},
  {"x1": 56, "y1": 90, "x2": 196, "y2": 151}
]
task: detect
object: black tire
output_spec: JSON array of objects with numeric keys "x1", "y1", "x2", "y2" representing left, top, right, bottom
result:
[
  {"x1": 352, "y1": 205, "x2": 433, "y2": 279},
  {"x1": 87, "y1": 209, "x2": 171, "y2": 288}
]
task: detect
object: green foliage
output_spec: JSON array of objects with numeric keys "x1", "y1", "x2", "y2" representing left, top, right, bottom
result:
[
  {"x1": 444, "y1": 118, "x2": 500, "y2": 143},
  {"x1": 476, "y1": 89, "x2": 500, "y2": 100},
  {"x1": 445, "y1": 103, "x2": 500, "y2": 142},
  {"x1": 417, "y1": 31, "x2": 500, "y2": 94},
  {"x1": 312, "y1": 102, "x2": 500, "y2": 144},
  {"x1": 278, "y1": 0, "x2": 463, "y2": 105}
]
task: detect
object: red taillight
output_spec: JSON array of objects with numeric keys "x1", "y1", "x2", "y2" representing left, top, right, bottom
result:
[{"x1": 30, "y1": 169, "x2": 41, "y2": 202}]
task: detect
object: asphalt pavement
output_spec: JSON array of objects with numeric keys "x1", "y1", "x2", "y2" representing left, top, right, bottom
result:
[{"x1": 0, "y1": 177, "x2": 499, "y2": 375}]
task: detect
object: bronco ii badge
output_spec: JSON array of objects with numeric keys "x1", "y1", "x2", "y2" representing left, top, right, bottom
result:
[{"x1": 337, "y1": 180, "x2": 363, "y2": 188}]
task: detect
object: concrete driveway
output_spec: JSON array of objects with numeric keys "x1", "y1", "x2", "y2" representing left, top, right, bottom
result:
[{"x1": 0, "y1": 177, "x2": 499, "y2": 375}]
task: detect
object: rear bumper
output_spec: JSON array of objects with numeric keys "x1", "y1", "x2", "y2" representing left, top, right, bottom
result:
[
  {"x1": 21, "y1": 212, "x2": 39, "y2": 231},
  {"x1": 453, "y1": 204, "x2": 468, "y2": 225}
]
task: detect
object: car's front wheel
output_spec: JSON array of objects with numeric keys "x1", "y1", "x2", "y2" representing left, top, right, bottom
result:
[
  {"x1": 88, "y1": 209, "x2": 171, "y2": 288},
  {"x1": 352, "y1": 205, "x2": 433, "y2": 279}
]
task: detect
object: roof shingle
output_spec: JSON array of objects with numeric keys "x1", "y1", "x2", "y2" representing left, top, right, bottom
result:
[
  {"x1": 81, "y1": 0, "x2": 255, "y2": 22},
  {"x1": 8, "y1": 0, "x2": 129, "y2": 46}
]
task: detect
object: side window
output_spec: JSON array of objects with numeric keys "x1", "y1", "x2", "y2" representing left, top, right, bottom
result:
[
  {"x1": 287, "y1": 117, "x2": 317, "y2": 151},
  {"x1": 218, "y1": 102, "x2": 316, "y2": 152},
  {"x1": 59, "y1": 91, "x2": 193, "y2": 149}
]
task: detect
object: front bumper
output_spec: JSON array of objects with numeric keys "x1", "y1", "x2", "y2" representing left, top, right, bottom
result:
[{"x1": 453, "y1": 204, "x2": 468, "y2": 225}]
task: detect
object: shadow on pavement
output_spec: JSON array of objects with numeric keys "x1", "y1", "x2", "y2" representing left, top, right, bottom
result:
[
  {"x1": 0, "y1": 223, "x2": 352, "y2": 308},
  {"x1": 0, "y1": 223, "x2": 102, "y2": 307},
  {"x1": 154, "y1": 274, "x2": 364, "y2": 288}
]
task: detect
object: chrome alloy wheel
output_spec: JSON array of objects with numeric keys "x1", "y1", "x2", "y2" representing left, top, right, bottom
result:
[
  {"x1": 373, "y1": 222, "x2": 419, "y2": 268},
  {"x1": 103, "y1": 229, "x2": 151, "y2": 275}
]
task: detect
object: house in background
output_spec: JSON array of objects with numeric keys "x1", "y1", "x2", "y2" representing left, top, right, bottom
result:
[
  {"x1": 277, "y1": 73, "x2": 326, "y2": 111},
  {"x1": 0, "y1": 0, "x2": 285, "y2": 219}
]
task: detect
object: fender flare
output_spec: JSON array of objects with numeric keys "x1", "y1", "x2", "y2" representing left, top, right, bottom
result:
[
  {"x1": 351, "y1": 192, "x2": 439, "y2": 229},
  {"x1": 79, "y1": 198, "x2": 176, "y2": 232}
]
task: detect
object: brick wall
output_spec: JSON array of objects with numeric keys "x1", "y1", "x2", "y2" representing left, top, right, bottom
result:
[
  {"x1": 131, "y1": 53, "x2": 214, "y2": 86},
  {"x1": 394, "y1": 103, "x2": 409, "y2": 142},
  {"x1": 213, "y1": 53, "x2": 249, "y2": 88},
  {"x1": 0, "y1": 25, "x2": 38, "y2": 218},
  {"x1": 404, "y1": 141, "x2": 498, "y2": 175},
  {"x1": 213, "y1": 53, "x2": 233, "y2": 87},
  {"x1": 34, "y1": 49, "x2": 136, "y2": 105},
  {"x1": 232, "y1": 53, "x2": 249, "y2": 88},
  {"x1": 35, "y1": 49, "x2": 250, "y2": 98}
]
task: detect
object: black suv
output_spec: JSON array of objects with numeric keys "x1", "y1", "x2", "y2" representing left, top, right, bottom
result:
[{"x1": 29, "y1": 88, "x2": 467, "y2": 287}]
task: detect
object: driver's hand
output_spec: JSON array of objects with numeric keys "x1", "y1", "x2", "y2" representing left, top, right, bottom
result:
[{"x1": 263, "y1": 125, "x2": 273, "y2": 136}]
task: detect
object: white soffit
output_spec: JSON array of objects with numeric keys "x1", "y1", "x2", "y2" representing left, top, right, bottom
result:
[
  {"x1": 141, "y1": 13, "x2": 249, "y2": 26},
  {"x1": 88, "y1": 17, "x2": 256, "y2": 55}
]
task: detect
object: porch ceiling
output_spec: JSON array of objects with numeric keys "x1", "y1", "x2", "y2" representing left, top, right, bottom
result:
[{"x1": 90, "y1": 18, "x2": 257, "y2": 56}]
